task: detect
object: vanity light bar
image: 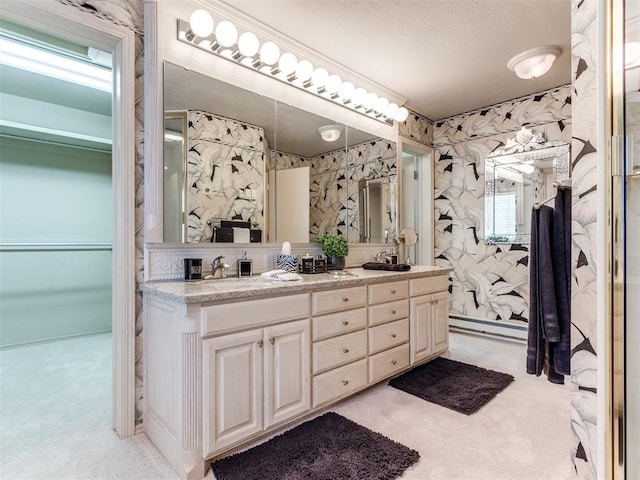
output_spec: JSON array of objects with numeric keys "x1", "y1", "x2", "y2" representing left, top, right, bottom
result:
[{"x1": 177, "y1": 12, "x2": 409, "y2": 124}]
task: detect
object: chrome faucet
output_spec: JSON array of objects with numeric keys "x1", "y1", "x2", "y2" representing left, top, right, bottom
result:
[
  {"x1": 211, "y1": 255, "x2": 231, "y2": 279},
  {"x1": 375, "y1": 250, "x2": 393, "y2": 264}
]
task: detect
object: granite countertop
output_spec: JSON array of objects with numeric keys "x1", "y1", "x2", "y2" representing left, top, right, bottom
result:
[{"x1": 140, "y1": 265, "x2": 452, "y2": 304}]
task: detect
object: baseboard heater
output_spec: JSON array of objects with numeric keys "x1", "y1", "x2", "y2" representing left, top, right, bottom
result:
[{"x1": 449, "y1": 314, "x2": 527, "y2": 342}]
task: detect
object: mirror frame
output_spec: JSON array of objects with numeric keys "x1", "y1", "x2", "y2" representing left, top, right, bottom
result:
[{"x1": 144, "y1": 0, "x2": 398, "y2": 245}]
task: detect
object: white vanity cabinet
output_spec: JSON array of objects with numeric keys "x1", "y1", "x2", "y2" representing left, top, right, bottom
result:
[
  {"x1": 409, "y1": 276, "x2": 450, "y2": 364},
  {"x1": 202, "y1": 318, "x2": 310, "y2": 456}
]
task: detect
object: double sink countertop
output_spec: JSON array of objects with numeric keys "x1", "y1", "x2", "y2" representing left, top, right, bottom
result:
[{"x1": 140, "y1": 265, "x2": 452, "y2": 304}]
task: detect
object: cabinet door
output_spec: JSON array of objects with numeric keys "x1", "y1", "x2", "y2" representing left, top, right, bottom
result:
[
  {"x1": 431, "y1": 290, "x2": 449, "y2": 354},
  {"x1": 264, "y1": 319, "x2": 311, "y2": 428},
  {"x1": 410, "y1": 294, "x2": 434, "y2": 364},
  {"x1": 203, "y1": 329, "x2": 263, "y2": 456}
]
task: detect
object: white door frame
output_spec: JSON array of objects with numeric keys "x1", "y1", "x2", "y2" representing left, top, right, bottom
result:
[{"x1": 0, "y1": 0, "x2": 137, "y2": 438}]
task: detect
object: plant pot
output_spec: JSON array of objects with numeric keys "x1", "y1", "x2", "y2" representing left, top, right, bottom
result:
[{"x1": 326, "y1": 255, "x2": 346, "y2": 270}]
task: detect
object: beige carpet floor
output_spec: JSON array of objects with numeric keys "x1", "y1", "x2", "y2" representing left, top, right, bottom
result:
[{"x1": 0, "y1": 331, "x2": 571, "y2": 480}]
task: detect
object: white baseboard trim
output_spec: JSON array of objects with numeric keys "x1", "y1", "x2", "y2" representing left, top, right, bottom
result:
[{"x1": 449, "y1": 315, "x2": 527, "y2": 342}]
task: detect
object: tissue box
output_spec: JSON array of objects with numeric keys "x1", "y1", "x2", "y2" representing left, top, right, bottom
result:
[{"x1": 275, "y1": 254, "x2": 297, "y2": 273}]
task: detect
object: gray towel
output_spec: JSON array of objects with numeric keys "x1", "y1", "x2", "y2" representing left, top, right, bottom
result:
[
  {"x1": 361, "y1": 262, "x2": 411, "y2": 272},
  {"x1": 551, "y1": 187, "x2": 571, "y2": 375}
]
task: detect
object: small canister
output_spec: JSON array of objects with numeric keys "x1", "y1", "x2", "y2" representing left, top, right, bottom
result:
[
  {"x1": 301, "y1": 253, "x2": 314, "y2": 273},
  {"x1": 184, "y1": 258, "x2": 202, "y2": 281}
]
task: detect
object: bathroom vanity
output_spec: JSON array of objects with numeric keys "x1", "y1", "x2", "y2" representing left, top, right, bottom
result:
[{"x1": 140, "y1": 266, "x2": 451, "y2": 480}]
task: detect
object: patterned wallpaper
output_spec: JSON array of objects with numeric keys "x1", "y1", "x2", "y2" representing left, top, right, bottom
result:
[
  {"x1": 432, "y1": 87, "x2": 572, "y2": 327},
  {"x1": 570, "y1": 0, "x2": 599, "y2": 477},
  {"x1": 186, "y1": 111, "x2": 265, "y2": 242},
  {"x1": 275, "y1": 138, "x2": 397, "y2": 241}
]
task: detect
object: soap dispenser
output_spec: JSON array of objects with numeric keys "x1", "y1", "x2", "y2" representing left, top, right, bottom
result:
[{"x1": 237, "y1": 251, "x2": 253, "y2": 277}]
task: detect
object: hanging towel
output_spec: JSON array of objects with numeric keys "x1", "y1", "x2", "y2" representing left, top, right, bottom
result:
[
  {"x1": 527, "y1": 205, "x2": 561, "y2": 377},
  {"x1": 551, "y1": 187, "x2": 572, "y2": 375}
]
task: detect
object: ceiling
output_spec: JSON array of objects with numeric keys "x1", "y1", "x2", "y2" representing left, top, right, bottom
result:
[{"x1": 221, "y1": 0, "x2": 572, "y2": 121}]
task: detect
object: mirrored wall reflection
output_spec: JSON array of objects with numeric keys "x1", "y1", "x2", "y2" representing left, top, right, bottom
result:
[
  {"x1": 484, "y1": 133, "x2": 570, "y2": 245},
  {"x1": 162, "y1": 61, "x2": 398, "y2": 244}
]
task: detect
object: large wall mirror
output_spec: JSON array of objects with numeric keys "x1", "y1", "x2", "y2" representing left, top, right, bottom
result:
[
  {"x1": 163, "y1": 62, "x2": 398, "y2": 245},
  {"x1": 484, "y1": 127, "x2": 570, "y2": 244}
]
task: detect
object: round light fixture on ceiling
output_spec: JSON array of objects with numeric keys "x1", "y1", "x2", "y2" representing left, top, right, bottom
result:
[
  {"x1": 507, "y1": 45, "x2": 562, "y2": 80},
  {"x1": 317, "y1": 124, "x2": 344, "y2": 142}
]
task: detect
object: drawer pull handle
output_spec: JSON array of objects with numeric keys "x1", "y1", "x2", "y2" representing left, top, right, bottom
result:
[
  {"x1": 343, "y1": 348, "x2": 350, "y2": 354},
  {"x1": 434, "y1": 299, "x2": 439, "y2": 304},
  {"x1": 391, "y1": 309, "x2": 397, "y2": 315},
  {"x1": 391, "y1": 333, "x2": 397, "y2": 338},
  {"x1": 343, "y1": 321, "x2": 349, "y2": 326},
  {"x1": 257, "y1": 340, "x2": 263, "y2": 348},
  {"x1": 391, "y1": 360, "x2": 397, "y2": 365},
  {"x1": 270, "y1": 337, "x2": 275, "y2": 345},
  {"x1": 342, "y1": 380, "x2": 349, "y2": 386},
  {"x1": 390, "y1": 289, "x2": 396, "y2": 294},
  {"x1": 342, "y1": 297, "x2": 349, "y2": 302}
]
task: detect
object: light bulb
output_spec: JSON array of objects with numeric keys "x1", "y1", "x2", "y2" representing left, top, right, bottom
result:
[
  {"x1": 339, "y1": 81, "x2": 355, "y2": 101},
  {"x1": 215, "y1": 21, "x2": 238, "y2": 48},
  {"x1": 385, "y1": 103, "x2": 399, "y2": 118},
  {"x1": 238, "y1": 32, "x2": 259, "y2": 57},
  {"x1": 189, "y1": 9, "x2": 214, "y2": 38},
  {"x1": 295, "y1": 60, "x2": 314, "y2": 81},
  {"x1": 326, "y1": 74, "x2": 342, "y2": 94},
  {"x1": 278, "y1": 52, "x2": 297, "y2": 75},
  {"x1": 363, "y1": 92, "x2": 378, "y2": 110},
  {"x1": 311, "y1": 67, "x2": 329, "y2": 87},
  {"x1": 259, "y1": 41, "x2": 280, "y2": 65},
  {"x1": 395, "y1": 107, "x2": 409, "y2": 122},
  {"x1": 374, "y1": 97, "x2": 389, "y2": 114},
  {"x1": 352, "y1": 87, "x2": 367, "y2": 106}
]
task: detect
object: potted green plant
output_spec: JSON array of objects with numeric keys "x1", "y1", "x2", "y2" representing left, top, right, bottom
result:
[{"x1": 312, "y1": 234, "x2": 349, "y2": 270}]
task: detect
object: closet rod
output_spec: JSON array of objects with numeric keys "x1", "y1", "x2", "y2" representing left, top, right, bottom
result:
[
  {"x1": 0, "y1": 242, "x2": 112, "y2": 252},
  {"x1": 0, "y1": 133, "x2": 112, "y2": 154},
  {"x1": 533, "y1": 180, "x2": 572, "y2": 210}
]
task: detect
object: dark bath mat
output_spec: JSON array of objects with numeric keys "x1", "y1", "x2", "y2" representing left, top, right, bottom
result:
[
  {"x1": 210, "y1": 412, "x2": 419, "y2": 480},
  {"x1": 389, "y1": 357, "x2": 514, "y2": 415}
]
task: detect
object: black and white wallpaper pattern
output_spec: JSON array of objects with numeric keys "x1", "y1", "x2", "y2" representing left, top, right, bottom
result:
[
  {"x1": 430, "y1": 87, "x2": 572, "y2": 327},
  {"x1": 570, "y1": 0, "x2": 599, "y2": 477},
  {"x1": 187, "y1": 111, "x2": 265, "y2": 242},
  {"x1": 275, "y1": 139, "x2": 397, "y2": 241}
]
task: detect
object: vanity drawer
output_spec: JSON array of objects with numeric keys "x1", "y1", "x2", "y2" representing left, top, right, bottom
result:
[
  {"x1": 368, "y1": 318, "x2": 409, "y2": 354},
  {"x1": 313, "y1": 359, "x2": 367, "y2": 408},
  {"x1": 312, "y1": 286, "x2": 367, "y2": 315},
  {"x1": 312, "y1": 330, "x2": 367, "y2": 374},
  {"x1": 368, "y1": 281, "x2": 408, "y2": 305},
  {"x1": 409, "y1": 275, "x2": 449, "y2": 297},
  {"x1": 368, "y1": 344, "x2": 410, "y2": 384},
  {"x1": 201, "y1": 293, "x2": 309, "y2": 336},
  {"x1": 312, "y1": 308, "x2": 367, "y2": 341},
  {"x1": 368, "y1": 299, "x2": 409, "y2": 327}
]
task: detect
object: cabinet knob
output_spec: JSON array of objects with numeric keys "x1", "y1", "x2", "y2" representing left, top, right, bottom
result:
[
  {"x1": 343, "y1": 320, "x2": 349, "y2": 326},
  {"x1": 342, "y1": 297, "x2": 349, "y2": 302},
  {"x1": 270, "y1": 337, "x2": 275, "y2": 345},
  {"x1": 343, "y1": 348, "x2": 350, "y2": 354},
  {"x1": 391, "y1": 309, "x2": 397, "y2": 315},
  {"x1": 390, "y1": 289, "x2": 396, "y2": 294},
  {"x1": 391, "y1": 333, "x2": 397, "y2": 338},
  {"x1": 342, "y1": 380, "x2": 349, "y2": 386},
  {"x1": 257, "y1": 340, "x2": 263, "y2": 348},
  {"x1": 391, "y1": 360, "x2": 397, "y2": 365},
  {"x1": 434, "y1": 299, "x2": 439, "y2": 304}
]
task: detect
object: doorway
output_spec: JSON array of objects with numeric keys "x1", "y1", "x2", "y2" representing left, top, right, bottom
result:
[{"x1": 0, "y1": 0, "x2": 136, "y2": 438}]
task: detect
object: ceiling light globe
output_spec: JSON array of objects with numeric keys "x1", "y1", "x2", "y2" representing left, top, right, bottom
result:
[
  {"x1": 189, "y1": 9, "x2": 214, "y2": 37},
  {"x1": 374, "y1": 97, "x2": 390, "y2": 114},
  {"x1": 317, "y1": 125, "x2": 344, "y2": 142},
  {"x1": 259, "y1": 41, "x2": 280, "y2": 65},
  {"x1": 215, "y1": 20, "x2": 238, "y2": 48},
  {"x1": 507, "y1": 45, "x2": 561, "y2": 80},
  {"x1": 311, "y1": 67, "x2": 329, "y2": 87},
  {"x1": 385, "y1": 103, "x2": 399, "y2": 118},
  {"x1": 363, "y1": 92, "x2": 378, "y2": 110},
  {"x1": 339, "y1": 82, "x2": 355, "y2": 101},
  {"x1": 352, "y1": 87, "x2": 367, "y2": 106},
  {"x1": 238, "y1": 32, "x2": 259, "y2": 57},
  {"x1": 326, "y1": 74, "x2": 342, "y2": 93},
  {"x1": 395, "y1": 107, "x2": 409, "y2": 122},
  {"x1": 295, "y1": 60, "x2": 314, "y2": 81},
  {"x1": 278, "y1": 52, "x2": 298, "y2": 75}
]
